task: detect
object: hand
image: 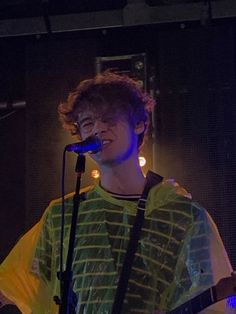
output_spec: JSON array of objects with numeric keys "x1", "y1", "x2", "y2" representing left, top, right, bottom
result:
[
  {"x1": 0, "y1": 291, "x2": 14, "y2": 308},
  {"x1": 216, "y1": 271, "x2": 236, "y2": 301}
]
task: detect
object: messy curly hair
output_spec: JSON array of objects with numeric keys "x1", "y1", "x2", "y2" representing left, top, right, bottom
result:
[{"x1": 58, "y1": 71, "x2": 155, "y2": 147}]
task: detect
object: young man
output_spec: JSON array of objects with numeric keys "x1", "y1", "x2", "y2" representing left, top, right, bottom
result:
[{"x1": 0, "y1": 72, "x2": 235, "y2": 313}]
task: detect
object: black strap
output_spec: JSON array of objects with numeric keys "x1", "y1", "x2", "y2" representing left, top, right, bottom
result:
[{"x1": 111, "y1": 171, "x2": 163, "y2": 314}]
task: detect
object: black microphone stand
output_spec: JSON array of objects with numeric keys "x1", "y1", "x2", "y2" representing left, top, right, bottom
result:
[{"x1": 58, "y1": 154, "x2": 86, "y2": 314}]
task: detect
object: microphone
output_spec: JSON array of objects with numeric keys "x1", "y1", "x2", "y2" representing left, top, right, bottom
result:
[{"x1": 65, "y1": 135, "x2": 102, "y2": 154}]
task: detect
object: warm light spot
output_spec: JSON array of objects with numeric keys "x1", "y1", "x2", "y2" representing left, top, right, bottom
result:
[
  {"x1": 139, "y1": 156, "x2": 146, "y2": 167},
  {"x1": 91, "y1": 169, "x2": 100, "y2": 179}
]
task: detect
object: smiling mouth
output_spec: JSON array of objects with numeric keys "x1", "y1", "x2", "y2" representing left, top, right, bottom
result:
[{"x1": 102, "y1": 140, "x2": 112, "y2": 147}]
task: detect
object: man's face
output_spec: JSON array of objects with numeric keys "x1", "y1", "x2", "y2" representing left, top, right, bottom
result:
[{"x1": 77, "y1": 109, "x2": 142, "y2": 167}]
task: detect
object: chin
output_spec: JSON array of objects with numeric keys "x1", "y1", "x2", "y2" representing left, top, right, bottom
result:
[
  {"x1": 95, "y1": 156, "x2": 121, "y2": 167},
  {"x1": 90, "y1": 151, "x2": 128, "y2": 166}
]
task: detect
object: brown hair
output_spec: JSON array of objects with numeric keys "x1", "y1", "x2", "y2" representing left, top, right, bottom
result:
[{"x1": 58, "y1": 71, "x2": 155, "y2": 147}]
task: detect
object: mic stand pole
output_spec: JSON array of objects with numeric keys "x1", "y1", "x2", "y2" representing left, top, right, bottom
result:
[{"x1": 59, "y1": 154, "x2": 85, "y2": 314}]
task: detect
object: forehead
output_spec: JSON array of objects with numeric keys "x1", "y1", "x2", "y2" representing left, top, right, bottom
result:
[{"x1": 77, "y1": 108, "x2": 127, "y2": 122}]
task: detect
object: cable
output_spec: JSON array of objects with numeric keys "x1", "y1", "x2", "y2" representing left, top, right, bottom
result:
[
  {"x1": 59, "y1": 148, "x2": 67, "y2": 302},
  {"x1": 0, "y1": 110, "x2": 17, "y2": 121}
]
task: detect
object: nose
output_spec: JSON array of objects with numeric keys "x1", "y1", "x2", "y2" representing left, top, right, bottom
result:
[{"x1": 93, "y1": 119, "x2": 108, "y2": 137}]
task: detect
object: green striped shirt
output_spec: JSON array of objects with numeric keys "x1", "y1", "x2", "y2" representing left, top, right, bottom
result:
[{"x1": 32, "y1": 182, "x2": 214, "y2": 313}]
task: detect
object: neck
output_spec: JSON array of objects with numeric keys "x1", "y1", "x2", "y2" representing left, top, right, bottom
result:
[{"x1": 99, "y1": 159, "x2": 145, "y2": 195}]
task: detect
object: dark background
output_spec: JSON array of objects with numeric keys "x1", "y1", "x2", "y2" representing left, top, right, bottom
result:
[{"x1": 1, "y1": 1, "x2": 236, "y2": 313}]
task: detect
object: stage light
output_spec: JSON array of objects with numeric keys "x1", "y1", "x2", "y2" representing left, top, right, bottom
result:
[
  {"x1": 139, "y1": 156, "x2": 146, "y2": 167},
  {"x1": 91, "y1": 169, "x2": 100, "y2": 179}
]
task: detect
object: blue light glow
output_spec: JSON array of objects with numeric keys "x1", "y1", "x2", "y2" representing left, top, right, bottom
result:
[{"x1": 227, "y1": 296, "x2": 236, "y2": 309}]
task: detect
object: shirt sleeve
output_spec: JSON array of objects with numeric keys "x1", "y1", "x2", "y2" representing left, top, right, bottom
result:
[
  {"x1": 165, "y1": 202, "x2": 234, "y2": 313},
  {"x1": 0, "y1": 219, "x2": 47, "y2": 313},
  {"x1": 200, "y1": 212, "x2": 236, "y2": 314},
  {"x1": 0, "y1": 206, "x2": 59, "y2": 314},
  {"x1": 31, "y1": 211, "x2": 53, "y2": 283}
]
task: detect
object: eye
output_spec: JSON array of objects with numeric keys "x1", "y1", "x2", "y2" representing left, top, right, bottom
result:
[
  {"x1": 79, "y1": 119, "x2": 94, "y2": 132},
  {"x1": 82, "y1": 122, "x2": 93, "y2": 127}
]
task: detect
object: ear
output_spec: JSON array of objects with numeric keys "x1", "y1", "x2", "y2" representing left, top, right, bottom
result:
[{"x1": 134, "y1": 121, "x2": 145, "y2": 135}]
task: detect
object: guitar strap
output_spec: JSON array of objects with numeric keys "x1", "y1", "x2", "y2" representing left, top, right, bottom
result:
[{"x1": 111, "y1": 170, "x2": 163, "y2": 314}]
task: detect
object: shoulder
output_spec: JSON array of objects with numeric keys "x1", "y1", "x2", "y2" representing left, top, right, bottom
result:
[
  {"x1": 43, "y1": 185, "x2": 95, "y2": 217},
  {"x1": 146, "y1": 180, "x2": 206, "y2": 221},
  {"x1": 147, "y1": 179, "x2": 192, "y2": 207}
]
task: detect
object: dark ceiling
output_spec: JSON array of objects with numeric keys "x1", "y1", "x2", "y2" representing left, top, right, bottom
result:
[
  {"x1": 0, "y1": 0, "x2": 234, "y2": 38},
  {"x1": 0, "y1": 0, "x2": 127, "y2": 20},
  {"x1": 0, "y1": 0, "x2": 220, "y2": 20}
]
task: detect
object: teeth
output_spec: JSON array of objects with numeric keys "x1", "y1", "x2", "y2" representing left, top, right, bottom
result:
[{"x1": 102, "y1": 140, "x2": 111, "y2": 144}]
